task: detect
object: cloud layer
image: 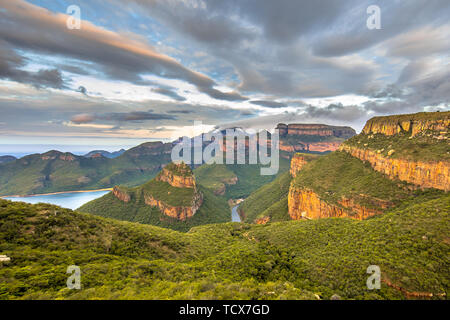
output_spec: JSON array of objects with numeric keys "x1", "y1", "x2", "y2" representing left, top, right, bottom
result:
[{"x1": 0, "y1": 0, "x2": 448, "y2": 145}]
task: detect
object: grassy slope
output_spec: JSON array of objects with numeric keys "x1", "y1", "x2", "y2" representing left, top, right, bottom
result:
[
  {"x1": 0, "y1": 144, "x2": 172, "y2": 196},
  {"x1": 239, "y1": 171, "x2": 291, "y2": 223},
  {"x1": 344, "y1": 132, "x2": 450, "y2": 162},
  {"x1": 79, "y1": 185, "x2": 229, "y2": 233},
  {"x1": 1, "y1": 194, "x2": 448, "y2": 300},
  {"x1": 194, "y1": 164, "x2": 237, "y2": 192},
  {"x1": 194, "y1": 156, "x2": 291, "y2": 199}
]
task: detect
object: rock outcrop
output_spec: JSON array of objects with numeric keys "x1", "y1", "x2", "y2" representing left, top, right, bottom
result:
[
  {"x1": 277, "y1": 123, "x2": 356, "y2": 138},
  {"x1": 156, "y1": 164, "x2": 196, "y2": 188},
  {"x1": 277, "y1": 123, "x2": 356, "y2": 153},
  {"x1": 149, "y1": 162, "x2": 203, "y2": 220},
  {"x1": 362, "y1": 112, "x2": 450, "y2": 137},
  {"x1": 255, "y1": 216, "x2": 270, "y2": 225},
  {"x1": 112, "y1": 186, "x2": 131, "y2": 203},
  {"x1": 340, "y1": 145, "x2": 450, "y2": 191},
  {"x1": 288, "y1": 187, "x2": 384, "y2": 220},
  {"x1": 41, "y1": 151, "x2": 76, "y2": 161},
  {"x1": 144, "y1": 191, "x2": 203, "y2": 221},
  {"x1": 290, "y1": 154, "x2": 308, "y2": 178}
]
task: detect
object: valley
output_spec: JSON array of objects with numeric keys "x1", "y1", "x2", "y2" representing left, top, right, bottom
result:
[{"x1": 0, "y1": 111, "x2": 449, "y2": 300}]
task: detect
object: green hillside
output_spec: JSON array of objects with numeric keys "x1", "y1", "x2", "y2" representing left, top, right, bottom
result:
[
  {"x1": 239, "y1": 171, "x2": 292, "y2": 223},
  {"x1": 292, "y1": 151, "x2": 445, "y2": 213},
  {"x1": 0, "y1": 142, "x2": 173, "y2": 196},
  {"x1": 1, "y1": 193, "x2": 448, "y2": 300},
  {"x1": 344, "y1": 131, "x2": 450, "y2": 162},
  {"x1": 194, "y1": 156, "x2": 291, "y2": 199},
  {"x1": 78, "y1": 164, "x2": 230, "y2": 232},
  {"x1": 79, "y1": 186, "x2": 229, "y2": 232}
]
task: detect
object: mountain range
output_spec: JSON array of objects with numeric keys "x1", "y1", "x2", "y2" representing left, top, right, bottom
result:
[
  {"x1": 0, "y1": 123, "x2": 354, "y2": 196},
  {"x1": 0, "y1": 111, "x2": 448, "y2": 300},
  {"x1": 83, "y1": 149, "x2": 126, "y2": 159}
]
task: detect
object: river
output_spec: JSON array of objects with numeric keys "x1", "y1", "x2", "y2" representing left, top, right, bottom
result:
[
  {"x1": 2, "y1": 190, "x2": 109, "y2": 210},
  {"x1": 231, "y1": 205, "x2": 241, "y2": 222}
]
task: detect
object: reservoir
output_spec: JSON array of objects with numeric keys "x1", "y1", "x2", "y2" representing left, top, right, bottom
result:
[{"x1": 2, "y1": 190, "x2": 110, "y2": 210}]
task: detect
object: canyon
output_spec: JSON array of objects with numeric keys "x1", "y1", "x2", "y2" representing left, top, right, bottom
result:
[{"x1": 287, "y1": 111, "x2": 449, "y2": 221}]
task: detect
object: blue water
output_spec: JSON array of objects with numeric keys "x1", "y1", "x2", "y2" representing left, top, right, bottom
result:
[
  {"x1": 232, "y1": 205, "x2": 241, "y2": 222},
  {"x1": 3, "y1": 190, "x2": 109, "y2": 210}
]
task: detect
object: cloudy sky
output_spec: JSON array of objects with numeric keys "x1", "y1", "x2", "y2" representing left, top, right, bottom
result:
[{"x1": 0, "y1": 0, "x2": 449, "y2": 153}]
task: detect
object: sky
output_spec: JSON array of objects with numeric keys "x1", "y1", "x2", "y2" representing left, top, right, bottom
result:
[{"x1": 0, "y1": 0, "x2": 449, "y2": 154}]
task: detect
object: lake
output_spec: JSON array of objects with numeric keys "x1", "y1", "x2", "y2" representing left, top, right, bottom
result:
[{"x1": 2, "y1": 190, "x2": 110, "y2": 210}]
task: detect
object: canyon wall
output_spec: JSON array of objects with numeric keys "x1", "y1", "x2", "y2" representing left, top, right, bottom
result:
[
  {"x1": 277, "y1": 123, "x2": 356, "y2": 138},
  {"x1": 290, "y1": 154, "x2": 308, "y2": 178},
  {"x1": 279, "y1": 141, "x2": 342, "y2": 153},
  {"x1": 112, "y1": 162, "x2": 204, "y2": 220},
  {"x1": 156, "y1": 165, "x2": 196, "y2": 188},
  {"x1": 144, "y1": 191, "x2": 203, "y2": 221},
  {"x1": 362, "y1": 112, "x2": 450, "y2": 136},
  {"x1": 288, "y1": 187, "x2": 383, "y2": 220},
  {"x1": 112, "y1": 186, "x2": 131, "y2": 203},
  {"x1": 340, "y1": 145, "x2": 450, "y2": 191}
]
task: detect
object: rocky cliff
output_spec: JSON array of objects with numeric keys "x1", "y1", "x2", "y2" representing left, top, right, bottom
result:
[
  {"x1": 287, "y1": 111, "x2": 449, "y2": 222},
  {"x1": 341, "y1": 111, "x2": 450, "y2": 191},
  {"x1": 362, "y1": 111, "x2": 450, "y2": 137},
  {"x1": 112, "y1": 186, "x2": 131, "y2": 203},
  {"x1": 156, "y1": 163, "x2": 196, "y2": 188},
  {"x1": 277, "y1": 123, "x2": 356, "y2": 138},
  {"x1": 277, "y1": 123, "x2": 356, "y2": 153},
  {"x1": 279, "y1": 141, "x2": 343, "y2": 153},
  {"x1": 290, "y1": 154, "x2": 308, "y2": 177},
  {"x1": 340, "y1": 145, "x2": 450, "y2": 191},
  {"x1": 144, "y1": 191, "x2": 203, "y2": 221},
  {"x1": 111, "y1": 162, "x2": 204, "y2": 221},
  {"x1": 290, "y1": 153, "x2": 319, "y2": 177},
  {"x1": 288, "y1": 187, "x2": 384, "y2": 220}
]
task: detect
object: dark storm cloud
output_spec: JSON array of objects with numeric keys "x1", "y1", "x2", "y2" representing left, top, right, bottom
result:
[
  {"x1": 0, "y1": 0, "x2": 246, "y2": 101},
  {"x1": 0, "y1": 43, "x2": 65, "y2": 89},
  {"x1": 151, "y1": 87, "x2": 186, "y2": 101},
  {"x1": 167, "y1": 110, "x2": 193, "y2": 114},
  {"x1": 250, "y1": 100, "x2": 287, "y2": 108},
  {"x1": 71, "y1": 110, "x2": 176, "y2": 124}
]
